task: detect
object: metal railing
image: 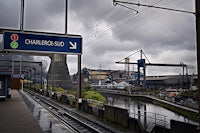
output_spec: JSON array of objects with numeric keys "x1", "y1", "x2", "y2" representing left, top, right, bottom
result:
[{"x1": 129, "y1": 109, "x2": 169, "y2": 128}]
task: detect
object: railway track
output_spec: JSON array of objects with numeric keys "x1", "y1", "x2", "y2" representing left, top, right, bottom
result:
[{"x1": 24, "y1": 89, "x2": 117, "y2": 133}]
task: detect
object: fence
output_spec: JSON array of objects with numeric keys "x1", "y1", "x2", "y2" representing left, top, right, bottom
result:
[{"x1": 129, "y1": 109, "x2": 169, "y2": 129}]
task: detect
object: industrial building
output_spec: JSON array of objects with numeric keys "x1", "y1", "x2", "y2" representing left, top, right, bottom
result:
[{"x1": 72, "y1": 67, "x2": 197, "y2": 90}]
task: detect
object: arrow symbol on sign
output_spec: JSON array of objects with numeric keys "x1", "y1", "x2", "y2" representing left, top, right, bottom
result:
[{"x1": 69, "y1": 41, "x2": 77, "y2": 49}]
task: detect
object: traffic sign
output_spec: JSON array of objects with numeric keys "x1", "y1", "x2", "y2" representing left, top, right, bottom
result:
[{"x1": 3, "y1": 31, "x2": 82, "y2": 54}]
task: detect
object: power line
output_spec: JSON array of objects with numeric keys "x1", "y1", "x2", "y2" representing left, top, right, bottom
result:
[
  {"x1": 84, "y1": 0, "x2": 194, "y2": 54},
  {"x1": 113, "y1": 0, "x2": 196, "y2": 15},
  {"x1": 82, "y1": 0, "x2": 194, "y2": 60},
  {"x1": 83, "y1": 0, "x2": 165, "y2": 46},
  {"x1": 114, "y1": 3, "x2": 138, "y2": 13},
  {"x1": 117, "y1": 49, "x2": 141, "y2": 62},
  {"x1": 141, "y1": 50, "x2": 151, "y2": 63},
  {"x1": 83, "y1": 9, "x2": 138, "y2": 45},
  {"x1": 79, "y1": 0, "x2": 134, "y2": 41}
]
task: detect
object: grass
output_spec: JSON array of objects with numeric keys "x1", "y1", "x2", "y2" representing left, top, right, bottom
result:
[
  {"x1": 83, "y1": 90, "x2": 106, "y2": 103},
  {"x1": 44, "y1": 85, "x2": 106, "y2": 103},
  {"x1": 54, "y1": 87, "x2": 65, "y2": 92}
]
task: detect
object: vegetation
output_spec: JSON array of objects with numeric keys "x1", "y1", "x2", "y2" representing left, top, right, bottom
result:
[
  {"x1": 83, "y1": 90, "x2": 106, "y2": 103},
  {"x1": 82, "y1": 86, "x2": 106, "y2": 103},
  {"x1": 32, "y1": 84, "x2": 42, "y2": 90},
  {"x1": 63, "y1": 89, "x2": 78, "y2": 97},
  {"x1": 132, "y1": 87, "x2": 161, "y2": 95},
  {"x1": 39, "y1": 85, "x2": 106, "y2": 103},
  {"x1": 178, "y1": 90, "x2": 198, "y2": 100},
  {"x1": 83, "y1": 86, "x2": 95, "y2": 91},
  {"x1": 53, "y1": 87, "x2": 65, "y2": 92}
]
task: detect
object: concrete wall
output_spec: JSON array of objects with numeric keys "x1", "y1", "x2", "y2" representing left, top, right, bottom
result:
[
  {"x1": 60, "y1": 94, "x2": 76, "y2": 107},
  {"x1": 128, "y1": 117, "x2": 143, "y2": 133},
  {"x1": 152, "y1": 125, "x2": 170, "y2": 133},
  {"x1": 104, "y1": 105, "x2": 129, "y2": 127},
  {"x1": 81, "y1": 99, "x2": 104, "y2": 119},
  {"x1": 170, "y1": 120, "x2": 198, "y2": 133}
]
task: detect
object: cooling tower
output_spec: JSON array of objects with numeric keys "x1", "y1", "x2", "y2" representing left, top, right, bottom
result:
[{"x1": 47, "y1": 54, "x2": 72, "y2": 89}]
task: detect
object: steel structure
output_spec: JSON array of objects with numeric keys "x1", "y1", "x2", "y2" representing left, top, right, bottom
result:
[{"x1": 116, "y1": 58, "x2": 192, "y2": 88}]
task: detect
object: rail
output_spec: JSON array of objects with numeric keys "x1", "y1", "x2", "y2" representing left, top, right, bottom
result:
[{"x1": 25, "y1": 89, "x2": 115, "y2": 133}]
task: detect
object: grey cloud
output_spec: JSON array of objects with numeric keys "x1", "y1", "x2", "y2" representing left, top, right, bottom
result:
[
  {"x1": 24, "y1": 0, "x2": 65, "y2": 32},
  {"x1": 0, "y1": 0, "x2": 65, "y2": 32},
  {"x1": 0, "y1": 0, "x2": 197, "y2": 75},
  {"x1": 69, "y1": 0, "x2": 114, "y2": 29},
  {"x1": 0, "y1": 0, "x2": 20, "y2": 29}
]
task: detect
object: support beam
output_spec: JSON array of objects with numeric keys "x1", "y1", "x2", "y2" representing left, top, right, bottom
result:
[{"x1": 116, "y1": 61, "x2": 188, "y2": 67}]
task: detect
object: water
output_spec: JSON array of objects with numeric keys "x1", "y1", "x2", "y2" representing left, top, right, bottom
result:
[{"x1": 103, "y1": 94, "x2": 198, "y2": 129}]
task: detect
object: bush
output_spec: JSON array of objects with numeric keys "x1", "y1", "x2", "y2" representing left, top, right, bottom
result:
[
  {"x1": 63, "y1": 89, "x2": 78, "y2": 97},
  {"x1": 83, "y1": 86, "x2": 95, "y2": 92},
  {"x1": 83, "y1": 91, "x2": 106, "y2": 103},
  {"x1": 54, "y1": 87, "x2": 65, "y2": 92},
  {"x1": 33, "y1": 84, "x2": 41, "y2": 90}
]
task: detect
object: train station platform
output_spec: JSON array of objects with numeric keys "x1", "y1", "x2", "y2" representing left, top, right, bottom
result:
[{"x1": 0, "y1": 90, "x2": 43, "y2": 133}]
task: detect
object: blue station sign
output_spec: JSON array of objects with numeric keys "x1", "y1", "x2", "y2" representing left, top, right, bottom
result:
[{"x1": 3, "y1": 31, "x2": 82, "y2": 54}]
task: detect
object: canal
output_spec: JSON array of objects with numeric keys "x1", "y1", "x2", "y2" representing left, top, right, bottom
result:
[{"x1": 102, "y1": 93, "x2": 198, "y2": 129}]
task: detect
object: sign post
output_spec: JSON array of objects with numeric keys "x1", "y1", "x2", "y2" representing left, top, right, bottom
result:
[{"x1": 78, "y1": 55, "x2": 82, "y2": 110}]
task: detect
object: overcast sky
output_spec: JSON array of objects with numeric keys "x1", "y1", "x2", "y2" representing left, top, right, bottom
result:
[{"x1": 0, "y1": 0, "x2": 197, "y2": 76}]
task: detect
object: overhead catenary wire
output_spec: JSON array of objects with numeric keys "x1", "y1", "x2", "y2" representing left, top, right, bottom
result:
[
  {"x1": 114, "y1": 3, "x2": 138, "y2": 13},
  {"x1": 117, "y1": 49, "x2": 141, "y2": 62},
  {"x1": 75, "y1": 0, "x2": 196, "y2": 76},
  {"x1": 78, "y1": 0, "x2": 133, "y2": 39},
  {"x1": 83, "y1": 9, "x2": 138, "y2": 45},
  {"x1": 113, "y1": 0, "x2": 196, "y2": 14},
  {"x1": 82, "y1": 12, "x2": 133, "y2": 44},
  {"x1": 141, "y1": 50, "x2": 151, "y2": 64},
  {"x1": 83, "y1": 0, "x2": 194, "y2": 53},
  {"x1": 103, "y1": 0, "x2": 194, "y2": 44},
  {"x1": 83, "y1": 0, "x2": 164, "y2": 46},
  {"x1": 116, "y1": 49, "x2": 151, "y2": 63},
  {"x1": 81, "y1": 0, "x2": 195, "y2": 71}
]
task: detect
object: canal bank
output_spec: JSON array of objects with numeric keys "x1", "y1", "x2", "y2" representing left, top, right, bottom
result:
[
  {"x1": 28, "y1": 88, "x2": 199, "y2": 133},
  {"x1": 98, "y1": 90, "x2": 199, "y2": 123}
]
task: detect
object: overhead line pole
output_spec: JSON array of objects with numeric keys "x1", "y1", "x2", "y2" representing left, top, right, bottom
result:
[
  {"x1": 20, "y1": 0, "x2": 25, "y2": 31},
  {"x1": 64, "y1": 0, "x2": 82, "y2": 109},
  {"x1": 195, "y1": 0, "x2": 200, "y2": 130},
  {"x1": 65, "y1": 0, "x2": 68, "y2": 35}
]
